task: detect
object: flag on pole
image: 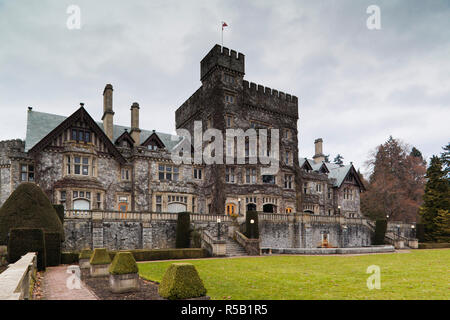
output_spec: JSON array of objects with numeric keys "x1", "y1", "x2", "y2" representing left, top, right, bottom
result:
[{"x1": 221, "y1": 21, "x2": 228, "y2": 47}]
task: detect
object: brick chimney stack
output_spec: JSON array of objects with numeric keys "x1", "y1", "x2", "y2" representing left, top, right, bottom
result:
[
  {"x1": 313, "y1": 138, "x2": 325, "y2": 164},
  {"x1": 102, "y1": 84, "x2": 114, "y2": 140},
  {"x1": 130, "y1": 102, "x2": 141, "y2": 146}
]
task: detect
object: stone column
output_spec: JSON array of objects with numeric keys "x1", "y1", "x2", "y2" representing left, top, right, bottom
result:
[
  {"x1": 142, "y1": 222, "x2": 153, "y2": 249},
  {"x1": 92, "y1": 221, "x2": 104, "y2": 249}
]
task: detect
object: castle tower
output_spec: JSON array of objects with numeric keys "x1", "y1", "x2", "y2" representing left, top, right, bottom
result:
[{"x1": 102, "y1": 84, "x2": 114, "y2": 140}]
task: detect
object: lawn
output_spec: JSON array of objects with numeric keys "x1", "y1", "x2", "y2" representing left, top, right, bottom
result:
[{"x1": 138, "y1": 249, "x2": 450, "y2": 300}]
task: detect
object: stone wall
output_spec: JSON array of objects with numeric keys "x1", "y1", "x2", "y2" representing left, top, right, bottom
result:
[
  {"x1": 260, "y1": 220, "x2": 372, "y2": 249},
  {"x1": 63, "y1": 218, "x2": 229, "y2": 251}
]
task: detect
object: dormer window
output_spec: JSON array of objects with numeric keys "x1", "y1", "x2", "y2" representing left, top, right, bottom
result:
[{"x1": 71, "y1": 128, "x2": 91, "y2": 143}]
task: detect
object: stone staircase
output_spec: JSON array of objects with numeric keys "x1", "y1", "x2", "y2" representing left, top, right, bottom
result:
[{"x1": 226, "y1": 237, "x2": 248, "y2": 257}]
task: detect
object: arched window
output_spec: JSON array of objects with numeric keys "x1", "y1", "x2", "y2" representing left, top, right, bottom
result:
[{"x1": 285, "y1": 207, "x2": 293, "y2": 213}]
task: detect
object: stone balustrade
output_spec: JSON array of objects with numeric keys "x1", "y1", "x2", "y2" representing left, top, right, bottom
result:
[
  {"x1": 0, "y1": 252, "x2": 37, "y2": 300},
  {"x1": 234, "y1": 230, "x2": 260, "y2": 256},
  {"x1": 201, "y1": 230, "x2": 226, "y2": 257},
  {"x1": 65, "y1": 210, "x2": 233, "y2": 223}
]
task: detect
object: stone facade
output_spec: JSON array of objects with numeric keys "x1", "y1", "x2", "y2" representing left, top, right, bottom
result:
[{"x1": 0, "y1": 44, "x2": 372, "y2": 250}]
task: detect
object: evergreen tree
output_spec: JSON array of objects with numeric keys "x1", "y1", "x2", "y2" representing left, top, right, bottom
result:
[
  {"x1": 334, "y1": 154, "x2": 344, "y2": 166},
  {"x1": 324, "y1": 154, "x2": 330, "y2": 163},
  {"x1": 434, "y1": 209, "x2": 450, "y2": 242},
  {"x1": 441, "y1": 142, "x2": 450, "y2": 177},
  {"x1": 419, "y1": 156, "x2": 450, "y2": 241}
]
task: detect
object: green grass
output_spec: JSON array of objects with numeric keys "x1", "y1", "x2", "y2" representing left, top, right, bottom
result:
[{"x1": 138, "y1": 249, "x2": 450, "y2": 300}]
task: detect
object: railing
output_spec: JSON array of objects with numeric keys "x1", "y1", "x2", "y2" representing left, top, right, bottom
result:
[
  {"x1": 201, "y1": 230, "x2": 226, "y2": 256},
  {"x1": 234, "y1": 230, "x2": 260, "y2": 256},
  {"x1": 0, "y1": 252, "x2": 37, "y2": 300},
  {"x1": 64, "y1": 210, "x2": 233, "y2": 223},
  {"x1": 258, "y1": 212, "x2": 289, "y2": 222}
]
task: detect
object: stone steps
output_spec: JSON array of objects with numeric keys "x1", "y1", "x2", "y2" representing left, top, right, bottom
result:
[{"x1": 226, "y1": 238, "x2": 248, "y2": 257}]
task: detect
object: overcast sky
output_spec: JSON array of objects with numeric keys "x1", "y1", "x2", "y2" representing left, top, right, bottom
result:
[{"x1": 0, "y1": 0, "x2": 449, "y2": 176}]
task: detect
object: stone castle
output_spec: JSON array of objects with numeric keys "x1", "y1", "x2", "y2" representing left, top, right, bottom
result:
[{"x1": 0, "y1": 44, "x2": 384, "y2": 252}]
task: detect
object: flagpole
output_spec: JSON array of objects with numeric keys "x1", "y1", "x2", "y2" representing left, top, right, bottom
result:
[{"x1": 221, "y1": 22, "x2": 223, "y2": 48}]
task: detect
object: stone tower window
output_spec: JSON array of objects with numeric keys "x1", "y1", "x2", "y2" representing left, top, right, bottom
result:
[{"x1": 20, "y1": 164, "x2": 34, "y2": 182}]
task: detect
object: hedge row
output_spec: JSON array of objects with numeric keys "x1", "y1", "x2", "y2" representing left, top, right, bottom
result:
[
  {"x1": 418, "y1": 242, "x2": 450, "y2": 249},
  {"x1": 61, "y1": 248, "x2": 208, "y2": 264}
]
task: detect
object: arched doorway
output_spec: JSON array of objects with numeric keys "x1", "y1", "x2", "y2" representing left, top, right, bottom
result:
[
  {"x1": 263, "y1": 203, "x2": 276, "y2": 213},
  {"x1": 246, "y1": 203, "x2": 256, "y2": 212}
]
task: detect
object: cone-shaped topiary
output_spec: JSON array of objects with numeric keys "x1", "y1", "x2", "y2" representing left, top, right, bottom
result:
[
  {"x1": 89, "y1": 248, "x2": 112, "y2": 265},
  {"x1": 158, "y1": 263, "x2": 206, "y2": 300},
  {"x1": 109, "y1": 252, "x2": 138, "y2": 275},
  {"x1": 0, "y1": 183, "x2": 64, "y2": 245}
]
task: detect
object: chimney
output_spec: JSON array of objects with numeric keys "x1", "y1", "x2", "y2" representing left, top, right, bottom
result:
[
  {"x1": 130, "y1": 102, "x2": 141, "y2": 146},
  {"x1": 102, "y1": 84, "x2": 114, "y2": 140},
  {"x1": 313, "y1": 138, "x2": 325, "y2": 164}
]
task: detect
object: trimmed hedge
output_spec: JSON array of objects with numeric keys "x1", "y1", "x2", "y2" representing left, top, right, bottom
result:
[
  {"x1": 79, "y1": 249, "x2": 93, "y2": 260},
  {"x1": 418, "y1": 242, "x2": 450, "y2": 249},
  {"x1": 8, "y1": 228, "x2": 46, "y2": 271},
  {"x1": 176, "y1": 212, "x2": 191, "y2": 248},
  {"x1": 128, "y1": 248, "x2": 207, "y2": 261},
  {"x1": 158, "y1": 263, "x2": 206, "y2": 300},
  {"x1": 44, "y1": 232, "x2": 61, "y2": 267},
  {"x1": 61, "y1": 252, "x2": 79, "y2": 264},
  {"x1": 373, "y1": 219, "x2": 387, "y2": 245},
  {"x1": 0, "y1": 182, "x2": 64, "y2": 245},
  {"x1": 109, "y1": 252, "x2": 138, "y2": 275},
  {"x1": 52, "y1": 204, "x2": 65, "y2": 225},
  {"x1": 245, "y1": 211, "x2": 259, "y2": 239},
  {"x1": 90, "y1": 248, "x2": 112, "y2": 265}
]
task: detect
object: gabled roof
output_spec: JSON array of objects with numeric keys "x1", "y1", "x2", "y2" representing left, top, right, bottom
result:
[
  {"x1": 141, "y1": 131, "x2": 166, "y2": 149},
  {"x1": 327, "y1": 164, "x2": 366, "y2": 190},
  {"x1": 115, "y1": 130, "x2": 135, "y2": 147},
  {"x1": 25, "y1": 109, "x2": 183, "y2": 154},
  {"x1": 27, "y1": 107, "x2": 126, "y2": 164},
  {"x1": 299, "y1": 158, "x2": 313, "y2": 171}
]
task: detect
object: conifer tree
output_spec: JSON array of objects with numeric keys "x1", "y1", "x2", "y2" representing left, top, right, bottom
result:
[
  {"x1": 419, "y1": 156, "x2": 450, "y2": 241},
  {"x1": 334, "y1": 154, "x2": 344, "y2": 166}
]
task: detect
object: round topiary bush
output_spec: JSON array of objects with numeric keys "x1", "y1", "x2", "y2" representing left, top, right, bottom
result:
[
  {"x1": 158, "y1": 263, "x2": 207, "y2": 300},
  {"x1": 0, "y1": 183, "x2": 64, "y2": 245},
  {"x1": 89, "y1": 248, "x2": 111, "y2": 265},
  {"x1": 109, "y1": 252, "x2": 138, "y2": 275}
]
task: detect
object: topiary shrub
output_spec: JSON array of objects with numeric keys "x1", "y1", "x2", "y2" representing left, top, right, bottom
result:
[
  {"x1": 109, "y1": 252, "x2": 138, "y2": 275},
  {"x1": 79, "y1": 249, "x2": 93, "y2": 260},
  {"x1": 245, "y1": 211, "x2": 259, "y2": 239},
  {"x1": 52, "y1": 204, "x2": 65, "y2": 225},
  {"x1": 190, "y1": 229, "x2": 202, "y2": 248},
  {"x1": 176, "y1": 212, "x2": 191, "y2": 248},
  {"x1": 416, "y1": 223, "x2": 425, "y2": 242},
  {"x1": 158, "y1": 263, "x2": 206, "y2": 300},
  {"x1": 89, "y1": 248, "x2": 111, "y2": 265},
  {"x1": 44, "y1": 232, "x2": 61, "y2": 267},
  {"x1": 0, "y1": 183, "x2": 64, "y2": 245},
  {"x1": 8, "y1": 228, "x2": 46, "y2": 271},
  {"x1": 373, "y1": 219, "x2": 388, "y2": 245}
]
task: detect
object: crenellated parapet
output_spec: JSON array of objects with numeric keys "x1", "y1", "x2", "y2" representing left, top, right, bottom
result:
[
  {"x1": 242, "y1": 80, "x2": 298, "y2": 118},
  {"x1": 200, "y1": 44, "x2": 245, "y2": 81}
]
